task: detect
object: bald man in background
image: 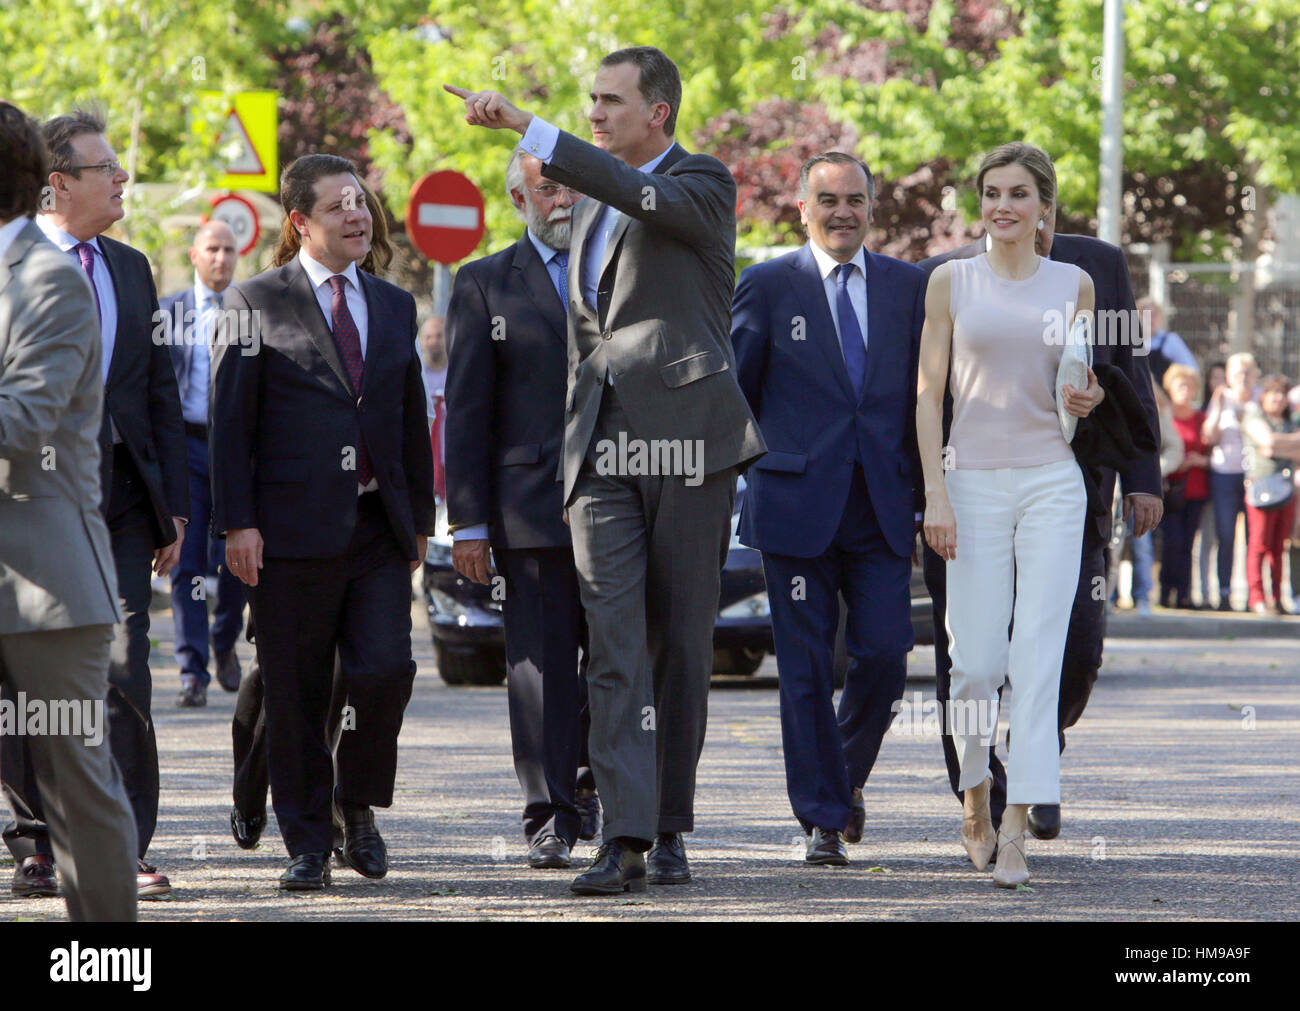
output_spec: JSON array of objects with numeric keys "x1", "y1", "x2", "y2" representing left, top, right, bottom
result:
[{"x1": 161, "y1": 220, "x2": 247, "y2": 708}]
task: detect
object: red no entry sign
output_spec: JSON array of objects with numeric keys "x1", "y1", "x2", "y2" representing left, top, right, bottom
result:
[{"x1": 406, "y1": 170, "x2": 485, "y2": 264}]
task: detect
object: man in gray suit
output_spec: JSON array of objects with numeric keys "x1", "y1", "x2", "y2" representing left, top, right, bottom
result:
[
  {"x1": 0, "y1": 100, "x2": 137, "y2": 921},
  {"x1": 447, "y1": 45, "x2": 765, "y2": 895}
]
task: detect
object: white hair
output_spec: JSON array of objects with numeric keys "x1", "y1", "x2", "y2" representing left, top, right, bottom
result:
[{"x1": 505, "y1": 147, "x2": 527, "y2": 222}]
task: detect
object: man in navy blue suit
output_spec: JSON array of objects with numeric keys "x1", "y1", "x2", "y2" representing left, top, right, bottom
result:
[
  {"x1": 732, "y1": 153, "x2": 926, "y2": 865},
  {"x1": 160, "y1": 220, "x2": 246, "y2": 707},
  {"x1": 917, "y1": 213, "x2": 1162, "y2": 840}
]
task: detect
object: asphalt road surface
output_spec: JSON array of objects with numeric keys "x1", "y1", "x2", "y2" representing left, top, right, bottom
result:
[{"x1": 2, "y1": 603, "x2": 1296, "y2": 922}]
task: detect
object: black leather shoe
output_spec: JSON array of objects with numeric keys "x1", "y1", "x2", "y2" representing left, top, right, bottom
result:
[
  {"x1": 280, "y1": 852, "x2": 330, "y2": 891},
  {"x1": 215, "y1": 649, "x2": 242, "y2": 692},
  {"x1": 843, "y1": 786, "x2": 866, "y2": 844},
  {"x1": 230, "y1": 807, "x2": 265, "y2": 850},
  {"x1": 570, "y1": 838, "x2": 647, "y2": 895},
  {"x1": 12, "y1": 855, "x2": 57, "y2": 897},
  {"x1": 527, "y1": 834, "x2": 572, "y2": 869},
  {"x1": 337, "y1": 807, "x2": 387, "y2": 878},
  {"x1": 1027, "y1": 803, "x2": 1061, "y2": 840},
  {"x1": 647, "y1": 832, "x2": 691, "y2": 884},
  {"x1": 576, "y1": 787, "x2": 602, "y2": 841},
  {"x1": 176, "y1": 681, "x2": 206, "y2": 708},
  {"x1": 806, "y1": 827, "x2": 849, "y2": 866}
]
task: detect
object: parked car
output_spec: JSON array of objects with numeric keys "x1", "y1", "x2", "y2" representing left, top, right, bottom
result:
[{"x1": 425, "y1": 480, "x2": 933, "y2": 686}]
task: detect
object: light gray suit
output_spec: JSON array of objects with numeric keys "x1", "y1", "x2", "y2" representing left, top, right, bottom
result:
[
  {"x1": 0, "y1": 218, "x2": 137, "y2": 921},
  {"x1": 541, "y1": 133, "x2": 765, "y2": 843}
]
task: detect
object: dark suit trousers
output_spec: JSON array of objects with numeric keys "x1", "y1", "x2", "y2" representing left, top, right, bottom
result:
[
  {"x1": 567, "y1": 386, "x2": 735, "y2": 845},
  {"x1": 496, "y1": 546, "x2": 592, "y2": 847},
  {"x1": 247, "y1": 492, "x2": 415, "y2": 856},
  {"x1": 924, "y1": 526, "x2": 1107, "y2": 828},
  {"x1": 171, "y1": 432, "x2": 245, "y2": 687},
  {"x1": 2, "y1": 447, "x2": 159, "y2": 861},
  {"x1": 762, "y1": 466, "x2": 911, "y2": 835},
  {"x1": 231, "y1": 614, "x2": 346, "y2": 825}
]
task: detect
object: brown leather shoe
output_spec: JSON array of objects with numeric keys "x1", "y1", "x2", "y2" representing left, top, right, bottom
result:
[
  {"x1": 137, "y1": 859, "x2": 171, "y2": 898},
  {"x1": 12, "y1": 854, "x2": 58, "y2": 898}
]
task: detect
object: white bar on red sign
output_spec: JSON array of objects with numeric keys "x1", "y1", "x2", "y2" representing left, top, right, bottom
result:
[{"x1": 417, "y1": 204, "x2": 480, "y2": 229}]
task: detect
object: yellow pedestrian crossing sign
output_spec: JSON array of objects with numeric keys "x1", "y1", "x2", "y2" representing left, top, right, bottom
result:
[{"x1": 196, "y1": 91, "x2": 279, "y2": 193}]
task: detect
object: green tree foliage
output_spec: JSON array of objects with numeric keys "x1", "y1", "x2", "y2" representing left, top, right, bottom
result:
[
  {"x1": 815, "y1": 0, "x2": 1300, "y2": 258},
  {"x1": 364, "y1": 0, "x2": 815, "y2": 256}
]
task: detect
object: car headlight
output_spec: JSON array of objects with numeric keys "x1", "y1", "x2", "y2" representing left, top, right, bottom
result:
[
  {"x1": 428, "y1": 587, "x2": 472, "y2": 619},
  {"x1": 719, "y1": 591, "x2": 769, "y2": 619}
]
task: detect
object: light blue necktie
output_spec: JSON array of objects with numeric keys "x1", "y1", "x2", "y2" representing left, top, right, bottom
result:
[{"x1": 553, "y1": 250, "x2": 569, "y2": 308}]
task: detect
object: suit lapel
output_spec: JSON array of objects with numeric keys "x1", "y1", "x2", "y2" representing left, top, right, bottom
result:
[
  {"x1": 595, "y1": 143, "x2": 686, "y2": 305},
  {"x1": 512, "y1": 236, "x2": 567, "y2": 345},
  {"x1": 98, "y1": 238, "x2": 129, "y2": 385},
  {"x1": 177, "y1": 289, "x2": 197, "y2": 392},
  {"x1": 790, "y1": 245, "x2": 856, "y2": 403},
  {"x1": 861, "y1": 252, "x2": 889, "y2": 400},
  {"x1": 357, "y1": 270, "x2": 388, "y2": 398},
  {"x1": 568, "y1": 200, "x2": 599, "y2": 323},
  {"x1": 285, "y1": 261, "x2": 354, "y2": 400}
]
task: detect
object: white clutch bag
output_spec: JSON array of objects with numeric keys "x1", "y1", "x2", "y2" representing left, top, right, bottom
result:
[{"x1": 1057, "y1": 312, "x2": 1093, "y2": 442}]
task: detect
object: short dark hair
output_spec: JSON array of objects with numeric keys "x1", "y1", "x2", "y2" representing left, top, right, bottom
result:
[
  {"x1": 43, "y1": 104, "x2": 109, "y2": 176},
  {"x1": 0, "y1": 101, "x2": 49, "y2": 220},
  {"x1": 279, "y1": 154, "x2": 359, "y2": 220},
  {"x1": 798, "y1": 152, "x2": 875, "y2": 203},
  {"x1": 600, "y1": 46, "x2": 682, "y2": 136}
]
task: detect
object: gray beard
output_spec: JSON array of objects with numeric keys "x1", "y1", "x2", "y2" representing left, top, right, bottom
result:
[{"x1": 530, "y1": 215, "x2": 571, "y2": 252}]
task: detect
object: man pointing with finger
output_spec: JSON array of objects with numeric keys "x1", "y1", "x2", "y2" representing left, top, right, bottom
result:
[{"x1": 447, "y1": 46, "x2": 765, "y2": 896}]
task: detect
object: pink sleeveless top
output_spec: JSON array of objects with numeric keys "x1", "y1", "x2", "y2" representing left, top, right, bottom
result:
[{"x1": 947, "y1": 254, "x2": 1084, "y2": 470}]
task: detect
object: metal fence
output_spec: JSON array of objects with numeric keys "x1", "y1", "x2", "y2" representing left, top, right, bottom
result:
[{"x1": 1125, "y1": 246, "x2": 1300, "y2": 380}]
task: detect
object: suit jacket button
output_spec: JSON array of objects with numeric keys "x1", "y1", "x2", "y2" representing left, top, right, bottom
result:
[{"x1": 601, "y1": 331, "x2": 612, "y2": 341}]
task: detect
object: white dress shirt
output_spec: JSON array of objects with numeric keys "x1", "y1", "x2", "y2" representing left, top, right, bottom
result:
[
  {"x1": 807, "y1": 240, "x2": 868, "y2": 360},
  {"x1": 37, "y1": 215, "x2": 118, "y2": 383},
  {"x1": 297, "y1": 249, "x2": 375, "y2": 492}
]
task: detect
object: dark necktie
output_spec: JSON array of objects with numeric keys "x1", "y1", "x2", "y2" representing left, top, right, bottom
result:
[
  {"x1": 553, "y1": 250, "x2": 569, "y2": 309},
  {"x1": 72, "y1": 242, "x2": 102, "y2": 321},
  {"x1": 327, "y1": 275, "x2": 373, "y2": 486},
  {"x1": 836, "y1": 262, "x2": 867, "y2": 399}
]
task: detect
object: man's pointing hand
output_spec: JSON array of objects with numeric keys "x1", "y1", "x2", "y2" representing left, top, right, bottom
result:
[{"x1": 443, "y1": 85, "x2": 533, "y2": 134}]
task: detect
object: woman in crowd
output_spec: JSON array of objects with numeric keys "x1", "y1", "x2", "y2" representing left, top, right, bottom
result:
[
  {"x1": 917, "y1": 142, "x2": 1101, "y2": 888},
  {"x1": 1202, "y1": 353, "x2": 1259, "y2": 610},
  {"x1": 1241, "y1": 374, "x2": 1300, "y2": 614},
  {"x1": 1195, "y1": 361, "x2": 1227, "y2": 605},
  {"x1": 1161, "y1": 364, "x2": 1210, "y2": 608}
]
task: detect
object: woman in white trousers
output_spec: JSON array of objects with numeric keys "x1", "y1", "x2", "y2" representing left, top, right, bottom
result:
[{"x1": 916, "y1": 142, "x2": 1103, "y2": 887}]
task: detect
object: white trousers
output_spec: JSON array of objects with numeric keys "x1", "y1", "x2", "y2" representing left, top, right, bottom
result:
[{"x1": 944, "y1": 458, "x2": 1086, "y2": 804}]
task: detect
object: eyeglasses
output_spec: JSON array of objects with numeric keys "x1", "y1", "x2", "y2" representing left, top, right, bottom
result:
[
  {"x1": 65, "y1": 160, "x2": 123, "y2": 177},
  {"x1": 529, "y1": 184, "x2": 579, "y2": 199}
]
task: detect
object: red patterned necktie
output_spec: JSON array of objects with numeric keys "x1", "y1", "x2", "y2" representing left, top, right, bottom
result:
[
  {"x1": 326, "y1": 275, "x2": 373, "y2": 486},
  {"x1": 431, "y1": 393, "x2": 446, "y2": 500}
]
